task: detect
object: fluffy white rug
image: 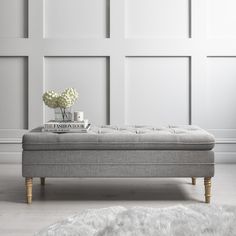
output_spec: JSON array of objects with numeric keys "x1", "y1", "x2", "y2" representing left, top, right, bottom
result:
[{"x1": 35, "y1": 204, "x2": 236, "y2": 236}]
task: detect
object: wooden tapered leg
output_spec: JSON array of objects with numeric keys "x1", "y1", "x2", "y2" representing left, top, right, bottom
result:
[
  {"x1": 192, "y1": 177, "x2": 196, "y2": 185},
  {"x1": 25, "y1": 177, "x2": 33, "y2": 204},
  {"x1": 204, "y1": 177, "x2": 212, "y2": 203},
  {"x1": 40, "y1": 177, "x2": 45, "y2": 186}
]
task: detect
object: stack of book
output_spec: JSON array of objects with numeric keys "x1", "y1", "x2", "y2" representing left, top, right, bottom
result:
[{"x1": 43, "y1": 119, "x2": 90, "y2": 133}]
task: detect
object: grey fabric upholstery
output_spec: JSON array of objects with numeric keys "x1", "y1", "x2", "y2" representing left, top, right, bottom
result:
[
  {"x1": 23, "y1": 125, "x2": 215, "y2": 151},
  {"x1": 23, "y1": 150, "x2": 214, "y2": 165},
  {"x1": 23, "y1": 161, "x2": 214, "y2": 178},
  {"x1": 22, "y1": 150, "x2": 214, "y2": 177},
  {"x1": 22, "y1": 125, "x2": 215, "y2": 179}
]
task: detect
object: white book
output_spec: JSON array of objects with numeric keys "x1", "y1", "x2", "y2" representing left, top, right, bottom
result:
[
  {"x1": 43, "y1": 124, "x2": 91, "y2": 133},
  {"x1": 44, "y1": 120, "x2": 89, "y2": 129}
]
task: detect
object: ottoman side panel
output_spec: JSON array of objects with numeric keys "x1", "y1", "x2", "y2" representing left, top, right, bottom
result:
[{"x1": 22, "y1": 150, "x2": 214, "y2": 178}]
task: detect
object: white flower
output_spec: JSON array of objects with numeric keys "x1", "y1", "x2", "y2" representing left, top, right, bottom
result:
[
  {"x1": 57, "y1": 94, "x2": 73, "y2": 108},
  {"x1": 42, "y1": 91, "x2": 59, "y2": 108},
  {"x1": 63, "y1": 88, "x2": 78, "y2": 103},
  {"x1": 42, "y1": 88, "x2": 79, "y2": 109}
]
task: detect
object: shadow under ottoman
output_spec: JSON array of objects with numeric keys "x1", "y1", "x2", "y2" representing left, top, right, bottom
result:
[{"x1": 22, "y1": 125, "x2": 215, "y2": 204}]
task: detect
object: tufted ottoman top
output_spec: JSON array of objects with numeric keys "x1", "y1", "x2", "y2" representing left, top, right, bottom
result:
[{"x1": 23, "y1": 125, "x2": 215, "y2": 151}]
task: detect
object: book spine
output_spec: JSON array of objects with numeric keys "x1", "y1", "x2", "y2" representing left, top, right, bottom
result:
[
  {"x1": 43, "y1": 128, "x2": 88, "y2": 133},
  {"x1": 44, "y1": 123, "x2": 88, "y2": 129}
]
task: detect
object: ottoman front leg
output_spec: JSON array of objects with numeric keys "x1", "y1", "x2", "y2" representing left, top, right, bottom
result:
[
  {"x1": 191, "y1": 177, "x2": 196, "y2": 185},
  {"x1": 204, "y1": 177, "x2": 212, "y2": 203},
  {"x1": 25, "y1": 177, "x2": 33, "y2": 204}
]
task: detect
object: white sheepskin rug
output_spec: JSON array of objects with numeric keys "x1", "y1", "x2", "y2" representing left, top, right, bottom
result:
[{"x1": 35, "y1": 204, "x2": 236, "y2": 236}]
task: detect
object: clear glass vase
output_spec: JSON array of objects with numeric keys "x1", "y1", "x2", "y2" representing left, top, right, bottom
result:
[{"x1": 54, "y1": 107, "x2": 72, "y2": 122}]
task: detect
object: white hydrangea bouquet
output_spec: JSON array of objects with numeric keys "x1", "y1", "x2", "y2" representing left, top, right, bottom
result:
[{"x1": 43, "y1": 88, "x2": 78, "y2": 121}]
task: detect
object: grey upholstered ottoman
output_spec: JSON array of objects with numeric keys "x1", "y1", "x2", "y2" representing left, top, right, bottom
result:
[{"x1": 22, "y1": 125, "x2": 215, "y2": 204}]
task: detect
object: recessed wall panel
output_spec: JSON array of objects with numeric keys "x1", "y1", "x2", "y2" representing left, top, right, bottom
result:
[
  {"x1": 125, "y1": 0, "x2": 189, "y2": 38},
  {"x1": 0, "y1": 57, "x2": 28, "y2": 129},
  {"x1": 205, "y1": 57, "x2": 236, "y2": 129},
  {"x1": 45, "y1": 0, "x2": 109, "y2": 38},
  {"x1": 207, "y1": 0, "x2": 236, "y2": 38},
  {"x1": 0, "y1": 0, "x2": 28, "y2": 38},
  {"x1": 125, "y1": 57, "x2": 189, "y2": 125},
  {"x1": 44, "y1": 57, "x2": 109, "y2": 125}
]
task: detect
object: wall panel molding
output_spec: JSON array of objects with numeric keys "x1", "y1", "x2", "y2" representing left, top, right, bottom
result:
[
  {"x1": 199, "y1": 57, "x2": 236, "y2": 140},
  {"x1": 125, "y1": 56, "x2": 190, "y2": 125},
  {"x1": 125, "y1": 0, "x2": 190, "y2": 38},
  {"x1": 0, "y1": 0, "x2": 28, "y2": 38},
  {"x1": 207, "y1": 0, "x2": 236, "y2": 38},
  {"x1": 0, "y1": 57, "x2": 28, "y2": 140},
  {"x1": 44, "y1": 0, "x2": 110, "y2": 38},
  {"x1": 44, "y1": 56, "x2": 110, "y2": 125}
]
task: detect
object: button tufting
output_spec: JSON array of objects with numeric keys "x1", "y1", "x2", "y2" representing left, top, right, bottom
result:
[
  {"x1": 88, "y1": 125, "x2": 209, "y2": 137},
  {"x1": 24, "y1": 124, "x2": 215, "y2": 151}
]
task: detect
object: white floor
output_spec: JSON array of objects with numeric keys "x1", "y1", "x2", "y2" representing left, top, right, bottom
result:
[{"x1": 0, "y1": 164, "x2": 235, "y2": 236}]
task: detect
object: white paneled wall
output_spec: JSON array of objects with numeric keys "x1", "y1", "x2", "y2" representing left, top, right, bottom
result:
[
  {"x1": 207, "y1": 0, "x2": 236, "y2": 38},
  {"x1": 0, "y1": 0, "x2": 28, "y2": 38},
  {"x1": 45, "y1": 0, "x2": 109, "y2": 38},
  {"x1": 125, "y1": 0, "x2": 190, "y2": 38},
  {"x1": 44, "y1": 57, "x2": 109, "y2": 124},
  {"x1": 206, "y1": 58, "x2": 236, "y2": 130},
  {"x1": 0, "y1": 0, "x2": 236, "y2": 163},
  {"x1": 0, "y1": 57, "x2": 28, "y2": 129},
  {"x1": 125, "y1": 57, "x2": 189, "y2": 125}
]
